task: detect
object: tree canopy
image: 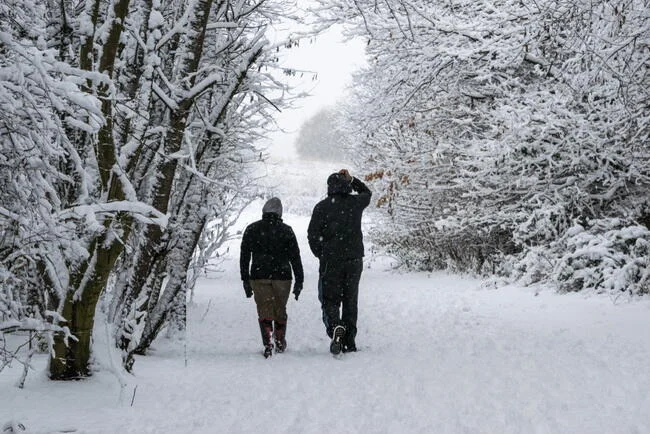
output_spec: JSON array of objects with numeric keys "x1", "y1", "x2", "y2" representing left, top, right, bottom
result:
[{"x1": 319, "y1": 0, "x2": 650, "y2": 294}]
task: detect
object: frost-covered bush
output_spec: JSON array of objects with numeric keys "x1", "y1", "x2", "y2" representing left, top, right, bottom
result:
[
  {"x1": 509, "y1": 218, "x2": 650, "y2": 296},
  {"x1": 369, "y1": 213, "x2": 518, "y2": 275},
  {"x1": 550, "y1": 220, "x2": 650, "y2": 295}
]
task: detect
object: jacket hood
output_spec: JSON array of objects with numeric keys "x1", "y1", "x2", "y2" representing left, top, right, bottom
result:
[
  {"x1": 262, "y1": 197, "x2": 282, "y2": 217},
  {"x1": 327, "y1": 173, "x2": 352, "y2": 196}
]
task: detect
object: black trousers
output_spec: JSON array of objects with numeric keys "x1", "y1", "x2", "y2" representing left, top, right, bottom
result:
[{"x1": 319, "y1": 258, "x2": 363, "y2": 339}]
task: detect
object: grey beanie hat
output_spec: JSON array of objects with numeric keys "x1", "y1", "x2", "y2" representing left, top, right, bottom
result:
[{"x1": 262, "y1": 197, "x2": 282, "y2": 217}]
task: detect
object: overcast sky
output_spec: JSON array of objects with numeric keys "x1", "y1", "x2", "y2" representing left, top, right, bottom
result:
[{"x1": 265, "y1": 25, "x2": 367, "y2": 160}]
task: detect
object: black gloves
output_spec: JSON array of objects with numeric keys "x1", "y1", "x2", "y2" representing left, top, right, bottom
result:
[
  {"x1": 339, "y1": 168, "x2": 352, "y2": 183},
  {"x1": 243, "y1": 280, "x2": 253, "y2": 298},
  {"x1": 293, "y1": 282, "x2": 303, "y2": 300},
  {"x1": 245, "y1": 280, "x2": 302, "y2": 299}
]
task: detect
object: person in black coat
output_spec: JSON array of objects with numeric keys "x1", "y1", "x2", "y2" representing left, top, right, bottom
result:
[
  {"x1": 240, "y1": 197, "x2": 304, "y2": 358},
  {"x1": 307, "y1": 169, "x2": 372, "y2": 354}
]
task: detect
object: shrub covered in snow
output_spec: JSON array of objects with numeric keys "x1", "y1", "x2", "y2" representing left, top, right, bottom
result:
[
  {"x1": 552, "y1": 220, "x2": 650, "y2": 295},
  {"x1": 509, "y1": 218, "x2": 650, "y2": 296}
]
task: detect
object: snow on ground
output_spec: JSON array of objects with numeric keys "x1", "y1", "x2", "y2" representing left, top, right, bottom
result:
[{"x1": 3, "y1": 164, "x2": 650, "y2": 433}]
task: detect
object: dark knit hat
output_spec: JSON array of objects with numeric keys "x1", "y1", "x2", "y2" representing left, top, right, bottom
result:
[
  {"x1": 262, "y1": 197, "x2": 282, "y2": 217},
  {"x1": 327, "y1": 173, "x2": 352, "y2": 196}
]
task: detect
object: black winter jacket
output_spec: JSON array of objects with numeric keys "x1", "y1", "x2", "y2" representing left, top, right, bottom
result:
[
  {"x1": 240, "y1": 213, "x2": 304, "y2": 283},
  {"x1": 307, "y1": 177, "x2": 372, "y2": 263}
]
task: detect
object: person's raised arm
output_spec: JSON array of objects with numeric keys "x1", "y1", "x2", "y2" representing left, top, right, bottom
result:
[
  {"x1": 340, "y1": 168, "x2": 371, "y2": 203},
  {"x1": 350, "y1": 176, "x2": 371, "y2": 208}
]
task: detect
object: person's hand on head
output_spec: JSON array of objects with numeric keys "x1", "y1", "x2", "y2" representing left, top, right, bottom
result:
[{"x1": 339, "y1": 169, "x2": 352, "y2": 183}]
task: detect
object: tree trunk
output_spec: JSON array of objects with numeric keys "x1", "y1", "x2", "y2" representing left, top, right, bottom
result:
[
  {"x1": 114, "y1": 0, "x2": 215, "y2": 363},
  {"x1": 132, "y1": 205, "x2": 206, "y2": 356},
  {"x1": 50, "y1": 220, "x2": 130, "y2": 379},
  {"x1": 49, "y1": 0, "x2": 132, "y2": 380}
]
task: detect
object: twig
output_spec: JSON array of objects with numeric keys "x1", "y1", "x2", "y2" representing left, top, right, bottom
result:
[
  {"x1": 130, "y1": 385, "x2": 138, "y2": 407},
  {"x1": 0, "y1": 333, "x2": 39, "y2": 375},
  {"x1": 200, "y1": 299, "x2": 212, "y2": 322},
  {"x1": 16, "y1": 349, "x2": 35, "y2": 389}
]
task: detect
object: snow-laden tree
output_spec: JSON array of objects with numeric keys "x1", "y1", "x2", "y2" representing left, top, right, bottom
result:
[
  {"x1": 0, "y1": 0, "x2": 102, "y2": 341},
  {"x1": 321, "y1": 0, "x2": 650, "y2": 293},
  {"x1": 1, "y1": 0, "x2": 304, "y2": 379},
  {"x1": 97, "y1": 0, "x2": 290, "y2": 372},
  {"x1": 295, "y1": 106, "x2": 348, "y2": 161},
  {"x1": 0, "y1": 0, "x2": 108, "y2": 381}
]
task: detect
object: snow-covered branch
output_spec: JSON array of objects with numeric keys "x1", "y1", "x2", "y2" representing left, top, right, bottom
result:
[{"x1": 59, "y1": 202, "x2": 168, "y2": 228}]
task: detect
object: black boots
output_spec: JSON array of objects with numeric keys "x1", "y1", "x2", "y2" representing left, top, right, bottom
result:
[
  {"x1": 330, "y1": 325, "x2": 346, "y2": 355},
  {"x1": 330, "y1": 324, "x2": 357, "y2": 354},
  {"x1": 343, "y1": 335, "x2": 357, "y2": 353}
]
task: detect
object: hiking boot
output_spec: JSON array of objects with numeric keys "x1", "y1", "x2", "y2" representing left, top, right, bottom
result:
[
  {"x1": 343, "y1": 336, "x2": 357, "y2": 353},
  {"x1": 330, "y1": 325, "x2": 346, "y2": 355},
  {"x1": 275, "y1": 339, "x2": 287, "y2": 353},
  {"x1": 274, "y1": 321, "x2": 287, "y2": 353},
  {"x1": 259, "y1": 319, "x2": 274, "y2": 357}
]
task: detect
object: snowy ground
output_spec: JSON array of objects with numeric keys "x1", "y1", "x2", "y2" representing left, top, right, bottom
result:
[{"x1": 3, "y1": 163, "x2": 650, "y2": 433}]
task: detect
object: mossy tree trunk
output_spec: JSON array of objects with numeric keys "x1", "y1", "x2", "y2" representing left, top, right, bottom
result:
[{"x1": 49, "y1": 0, "x2": 132, "y2": 380}]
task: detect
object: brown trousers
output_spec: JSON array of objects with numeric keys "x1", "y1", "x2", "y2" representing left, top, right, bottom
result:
[{"x1": 250, "y1": 279, "x2": 291, "y2": 321}]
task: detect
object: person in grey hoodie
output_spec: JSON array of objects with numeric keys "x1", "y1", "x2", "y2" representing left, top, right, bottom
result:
[{"x1": 240, "y1": 197, "x2": 304, "y2": 358}]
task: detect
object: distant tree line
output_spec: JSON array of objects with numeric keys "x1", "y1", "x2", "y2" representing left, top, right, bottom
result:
[{"x1": 295, "y1": 106, "x2": 347, "y2": 161}]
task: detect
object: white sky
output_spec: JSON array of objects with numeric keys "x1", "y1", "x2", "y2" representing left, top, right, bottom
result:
[{"x1": 264, "y1": 25, "x2": 367, "y2": 160}]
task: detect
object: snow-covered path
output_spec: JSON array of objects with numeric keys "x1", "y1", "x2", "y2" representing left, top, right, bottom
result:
[{"x1": 2, "y1": 210, "x2": 650, "y2": 433}]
